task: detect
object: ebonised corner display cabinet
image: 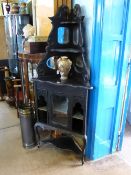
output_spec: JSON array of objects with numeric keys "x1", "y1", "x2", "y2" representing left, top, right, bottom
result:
[{"x1": 34, "y1": 4, "x2": 91, "y2": 164}]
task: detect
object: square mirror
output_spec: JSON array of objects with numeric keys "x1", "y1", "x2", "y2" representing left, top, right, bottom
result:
[
  {"x1": 58, "y1": 27, "x2": 69, "y2": 44},
  {"x1": 52, "y1": 94, "x2": 69, "y2": 127}
]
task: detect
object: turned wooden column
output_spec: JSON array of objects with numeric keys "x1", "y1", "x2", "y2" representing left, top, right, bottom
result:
[{"x1": 18, "y1": 52, "x2": 45, "y2": 105}]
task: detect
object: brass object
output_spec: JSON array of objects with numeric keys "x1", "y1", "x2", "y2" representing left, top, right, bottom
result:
[{"x1": 18, "y1": 106, "x2": 31, "y2": 117}]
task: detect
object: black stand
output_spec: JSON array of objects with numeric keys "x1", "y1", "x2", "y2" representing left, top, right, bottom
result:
[{"x1": 34, "y1": 122, "x2": 85, "y2": 164}]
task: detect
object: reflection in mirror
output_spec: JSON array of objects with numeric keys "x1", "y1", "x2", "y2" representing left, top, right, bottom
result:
[
  {"x1": 46, "y1": 57, "x2": 56, "y2": 69},
  {"x1": 58, "y1": 27, "x2": 69, "y2": 44},
  {"x1": 52, "y1": 95, "x2": 69, "y2": 127},
  {"x1": 73, "y1": 27, "x2": 79, "y2": 45}
]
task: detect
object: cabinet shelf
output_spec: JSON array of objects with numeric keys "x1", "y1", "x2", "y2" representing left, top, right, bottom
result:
[
  {"x1": 52, "y1": 118, "x2": 68, "y2": 127},
  {"x1": 38, "y1": 106, "x2": 47, "y2": 111},
  {"x1": 60, "y1": 21, "x2": 79, "y2": 25},
  {"x1": 72, "y1": 113, "x2": 84, "y2": 120},
  {"x1": 50, "y1": 48, "x2": 81, "y2": 53}
]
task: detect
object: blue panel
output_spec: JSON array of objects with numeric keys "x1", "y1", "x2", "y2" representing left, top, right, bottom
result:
[
  {"x1": 101, "y1": 41, "x2": 120, "y2": 86},
  {"x1": 103, "y1": 0, "x2": 124, "y2": 35},
  {"x1": 98, "y1": 107, "x2": 114, "y2": 140}
]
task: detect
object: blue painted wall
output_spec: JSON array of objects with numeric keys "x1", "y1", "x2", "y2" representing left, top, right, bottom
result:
[
  {"x1": 88, "y1": 0, "x2": 131, "y2": 160},
  {"x1": 73, "y1": 0, "x2": 131, "y2": 160},
  {"x1": 112, "y1": 0, "x2": 131, "y2": 151}
]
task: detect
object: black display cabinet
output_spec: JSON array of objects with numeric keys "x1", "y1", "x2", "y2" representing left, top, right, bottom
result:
[{"x1": 34, "y1": 5, "x2": 91, "y2": 164}]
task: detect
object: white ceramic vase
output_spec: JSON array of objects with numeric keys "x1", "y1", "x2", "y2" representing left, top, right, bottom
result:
[{"x1": 57, "y1": 56, "x2": 72, "y2": 80}]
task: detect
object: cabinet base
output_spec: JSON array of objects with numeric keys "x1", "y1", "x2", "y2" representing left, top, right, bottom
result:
[{"x1": 34, "y1": 122, "x2": 85, "y2": 165}]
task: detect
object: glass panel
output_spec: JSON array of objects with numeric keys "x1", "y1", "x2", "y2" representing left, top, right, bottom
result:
[
  {"x1": 52, "y1": 95, "x2": 69, "y2": 127},
  {"x1": 58, "y1": 27, "x2": 69, "y2": 44}
]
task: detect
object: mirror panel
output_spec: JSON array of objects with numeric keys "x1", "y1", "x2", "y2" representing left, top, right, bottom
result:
[
  {"x1": 58, "y1": 27, "x2": 69, "y2": 44},
  {"x1": 52, "y1": 95, "x2": 69, "y2": 127}
]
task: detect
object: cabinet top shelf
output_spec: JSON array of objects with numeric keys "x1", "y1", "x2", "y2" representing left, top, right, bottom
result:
[
  {"x1": 60, "y1": 21, "x2": 79, "y2": 25},
  {"x1": 38, "y1": 106, "x2": 47, "y2": 111},
  {"x1": 49, "y1": 48, "x2": 81, "y2": 54},
  {"x1": 35, "y1": 78, "x2": 91, "y2": 90}
]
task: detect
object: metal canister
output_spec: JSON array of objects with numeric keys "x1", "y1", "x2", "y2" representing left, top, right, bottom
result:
[{"x1": 18, "y1": 105, "x2": 36, "y2": 149}]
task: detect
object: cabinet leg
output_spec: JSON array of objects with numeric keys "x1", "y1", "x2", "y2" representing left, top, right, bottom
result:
[
  {"x1": 34, "y1": 125, "x2": 41, "y2": 147},
  {"x1": 82, "y1": 152, "x2": 85, "y2": 165},
  {"x1": 81, "y1": 135, "x2": 87, "y2": 165}
]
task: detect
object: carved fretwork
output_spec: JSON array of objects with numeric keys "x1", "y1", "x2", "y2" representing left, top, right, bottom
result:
[{"x1": 37, "y1": 4, "x2": 89, "y2": 85}]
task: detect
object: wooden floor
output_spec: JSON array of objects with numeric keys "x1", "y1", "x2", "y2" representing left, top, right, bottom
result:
[{"x1": 0, "y1": 101, "x2": 131, "y2": 175}]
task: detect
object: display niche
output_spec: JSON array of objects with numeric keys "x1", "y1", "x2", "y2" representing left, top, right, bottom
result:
[{"x1": 34, "y1": 4, "x2": 91, "y2": 165}]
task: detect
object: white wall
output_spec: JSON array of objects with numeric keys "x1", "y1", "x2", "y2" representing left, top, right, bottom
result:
[{"x1": 35, "y1": 0, "x2": 54, "y2": 36}]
